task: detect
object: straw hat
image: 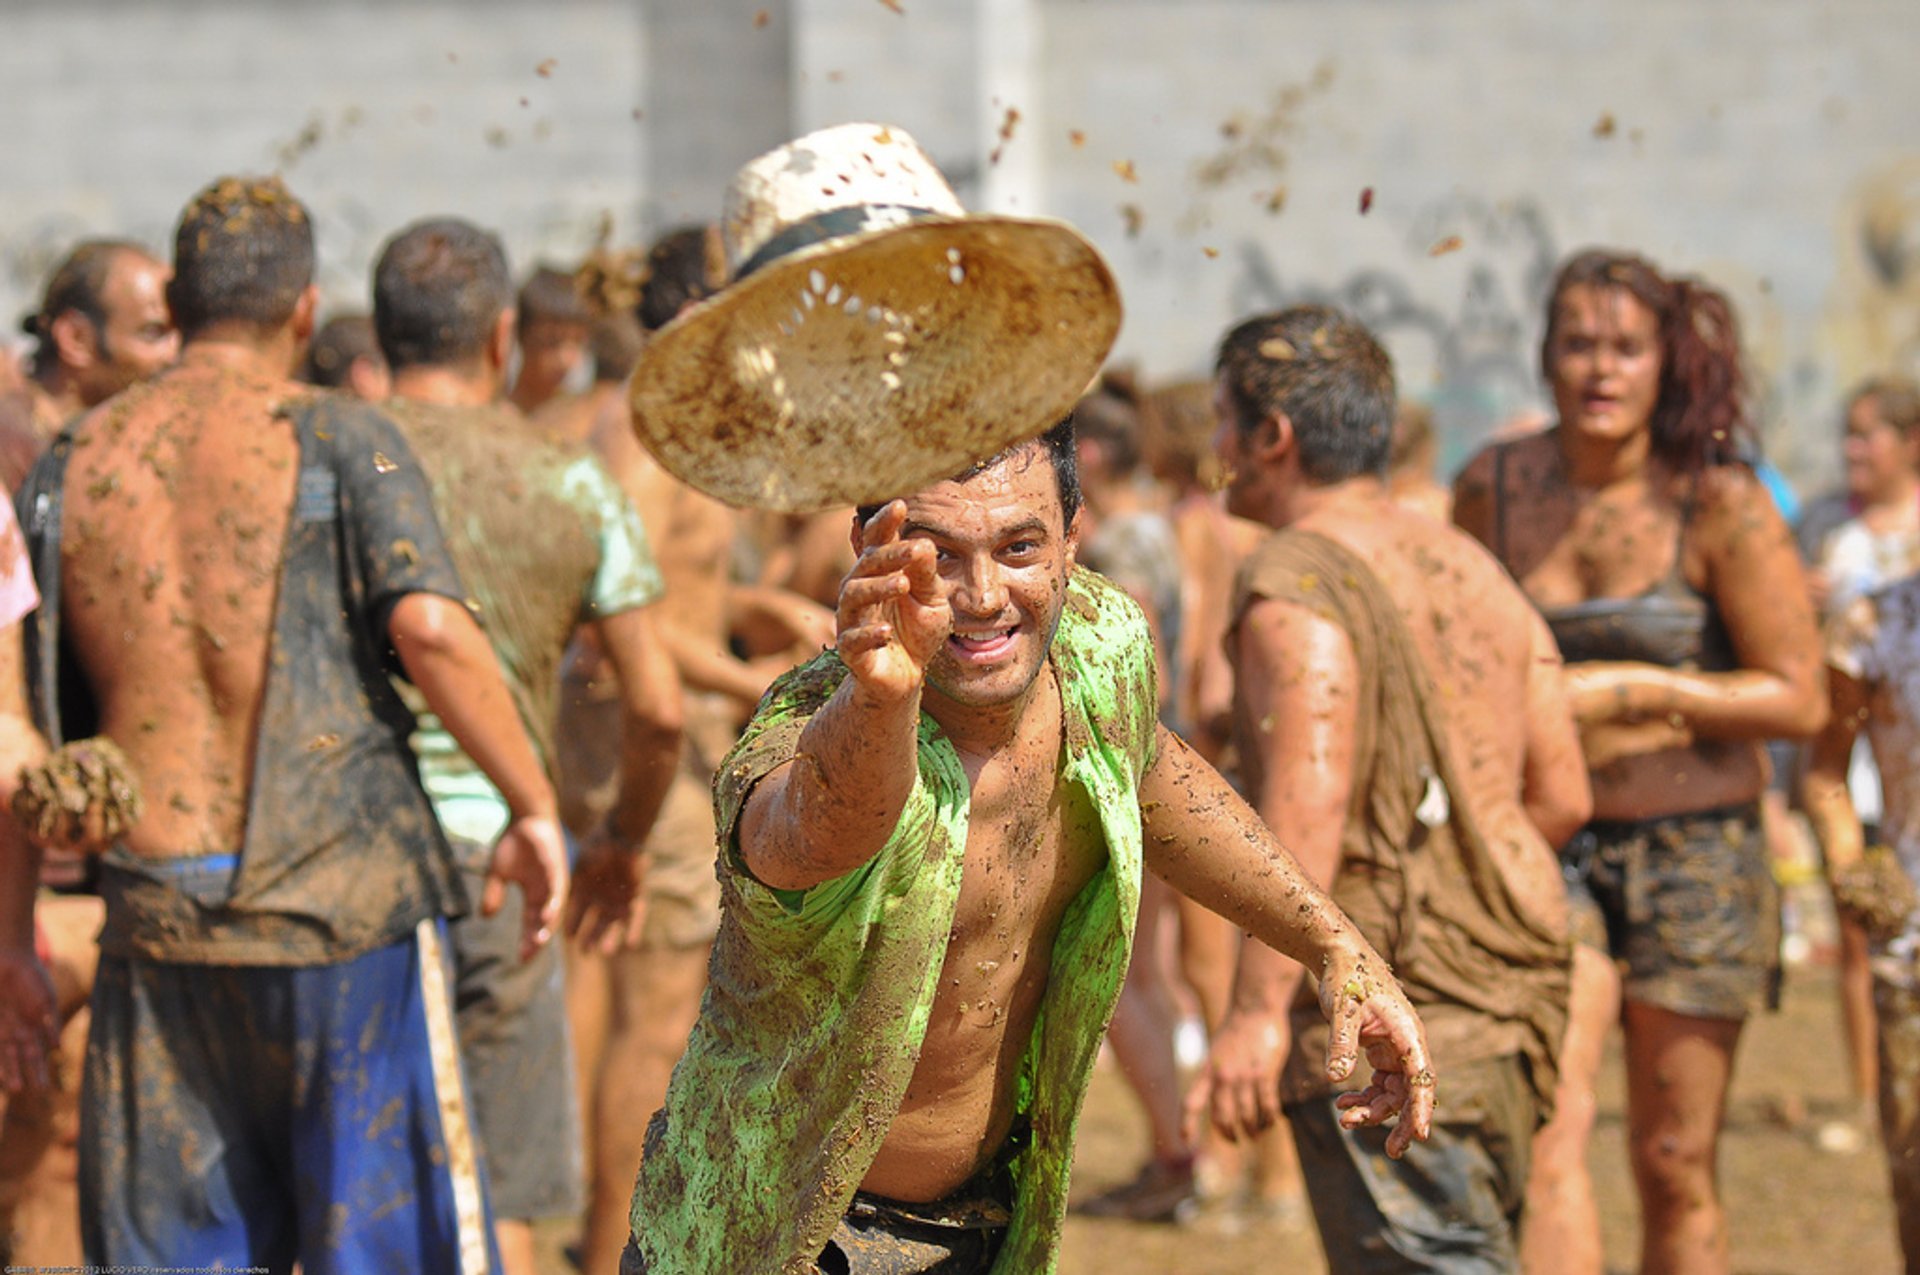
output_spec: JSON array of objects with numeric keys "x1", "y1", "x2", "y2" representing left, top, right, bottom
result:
[{"x1": 628, "y1": 122, "x2": 1123, "y2": 513}]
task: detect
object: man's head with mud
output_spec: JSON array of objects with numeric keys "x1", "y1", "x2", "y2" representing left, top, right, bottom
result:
[
  {"x1": 1212, "y1": 304, "x2": 1396, "y2": 525},
  {"x1": 851, "y1": 419, "x2": 1083, "y2": 715},
  {"x1": 372, "y1": 217, "x2": 513, "y2": 393}
]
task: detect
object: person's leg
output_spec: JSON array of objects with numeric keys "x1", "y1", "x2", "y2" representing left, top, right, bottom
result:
[
  {"x1": 580, "y1": 942, "x2": 714, "y2": 1274},
  {"x1": 293, "y1": 919, "x2": 503, "y2": 1275},
  {"x1": 450, "y1": 847, "x2": 584, "y2": 1275},
  {"x1": 1078, "y1": 876, "x2": 1196, "y2": 1221},
  {"x1": 1837, "y1": 915, "x2": 1881, "y2": 1132},
  {"x1": 1873, "y1": 977, "x2": 1920, "y2": 1271},
  {"x1": 80, "y1": 955, "x2": 297, "y2": 1272},
  {"x1": 1521, "y1": 940, "x2": 1618, "y2": 1275},
  {"x1": 1622, "y1": 1003, "x2": 1743, "y2": 1275},
  {"x1": 580, "y1": 765, "x2": 721, "y2": 1275},
  {"x1": 1288, "y1": 1055, "x2": 1532, "y2": 1274}
]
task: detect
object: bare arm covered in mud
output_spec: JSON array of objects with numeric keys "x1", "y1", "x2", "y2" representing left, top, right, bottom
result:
[
  {"x1": 1172, "y1": 598, "x2": 1433, "y2": 1156},
  {"x1": 1522, "y1": 612, "x2": 1593, "y2": 849},
  {"x1": 389, "y1": 593, "x2": 566, "y2": 957},
  {"x1": 1564, "y1": 471, "x2": 1827, "y2": 744},
  {"x1": 1142, "y1": 720, "x2": 1434, "y2": 1159},
  {"x1": 0, "y1": 615, "x2": 54, "y2": 1093},
  {"x1": 737, "y1": 502, "x2": 952, "y2": 892},
  {"x1": 566, "y1": 604, "x2": 685, "y2": 952}
]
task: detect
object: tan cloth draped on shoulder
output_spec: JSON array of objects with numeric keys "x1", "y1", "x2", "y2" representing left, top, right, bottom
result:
[{"x1": 1232, "y1": 528, "x2": 1569, "y2": 1119}]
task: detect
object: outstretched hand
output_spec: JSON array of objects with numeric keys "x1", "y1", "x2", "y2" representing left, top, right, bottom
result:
[
  {"x1": 483, "y1": 813, "x2": 569, "y2": 962},
  {"x1": 1319, "y1": 949, "x2": 1436, "y2": 1159},
  {"x1": 834, "y1": 501, "x2": 952, "y2": 700}
]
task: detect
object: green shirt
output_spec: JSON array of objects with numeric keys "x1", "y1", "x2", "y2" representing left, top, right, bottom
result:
[
  {"x1": 385, "y1": 400, "x2": 664, "y2": 845},
  {"x1": 632, "y1": 567, "x2": 1159, "y2": 1275}
]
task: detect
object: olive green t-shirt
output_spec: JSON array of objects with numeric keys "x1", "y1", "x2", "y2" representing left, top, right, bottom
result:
[{"x1": 632, "y1": 567, "x2": 1159, "y2": 1275}]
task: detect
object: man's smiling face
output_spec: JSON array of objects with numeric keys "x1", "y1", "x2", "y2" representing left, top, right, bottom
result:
[{"x1": 897, "y1": 441, "x2": 1079, "y2": 711}]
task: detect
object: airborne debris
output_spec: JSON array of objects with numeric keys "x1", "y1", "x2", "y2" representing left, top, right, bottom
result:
[
  {"x1": 1263, "y1": 186, "x2": 1288, "y2": 215},
  {"x1": 1119, "y1": 204, "x2": 1144, "y2": 238},
  {"x1": 1067, "y1": 129, "x2": 1086, "y2": 148},
  {"x1": 1428, "y1": 235, "x2": 1464, "y2": 257},
  {"x1": 878, "y1": 0, "x2": 905, "y2": 12},
  {"x1": 754, "y1": 9, "x2": 770, "y2": 27},
  {"x1": 535, "y1": 58, "x2": 557, "y2": 77},
  {"x1": 1113, "y1": 159, "x2": 1138, "y2": 184},
  {"x1": 1202, "y1": 246, "x2": 1220, "y2": 259},
  {"x1": 1358, "y1": 186, "x2": 1374, "y2": 215},
  {"x1": 1593, "y1": 112, "x2": 1617, "y2": 138},
  {"x1": 988, "y1": 107, "x2": 1021, "y2": 165}
]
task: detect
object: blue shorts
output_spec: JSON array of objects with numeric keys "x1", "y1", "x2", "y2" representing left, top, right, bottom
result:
[{"x1": 81, "y1": 903, "x2": 502, "y2": 1275}]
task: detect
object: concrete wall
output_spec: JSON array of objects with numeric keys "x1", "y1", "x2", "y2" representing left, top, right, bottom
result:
[{"x1": 3, "y1": 0, "x2": 1915, "y2": 485}]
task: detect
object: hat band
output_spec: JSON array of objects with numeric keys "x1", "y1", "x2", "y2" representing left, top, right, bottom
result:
[{"x1": 733, "y1": 204, "x2": 945, "y2": 281}]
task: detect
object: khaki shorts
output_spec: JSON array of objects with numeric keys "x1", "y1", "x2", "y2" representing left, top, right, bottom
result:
[{"x1": 557, "y1": 676, "x2": 726, "y2": 952}]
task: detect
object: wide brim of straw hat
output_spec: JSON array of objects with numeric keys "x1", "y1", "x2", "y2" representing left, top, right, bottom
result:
[{"x1": 629, "y1": 214, "x2": 1121, "y2": 513}]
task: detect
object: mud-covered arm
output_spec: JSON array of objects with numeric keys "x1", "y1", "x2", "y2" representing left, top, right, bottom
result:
[
  {"x1": 1522, "y1": 612, "x2": 1592, "y2": 848},
  {"x1": 1565, "y1": 469, "x2": 1828, "y2": 741},
  {"x1": 1800, "y1": 655, "x2": 1869, "y2": 881},
  {"x1": 738, "y1": 502, "x2": 951, "y2": 892}
]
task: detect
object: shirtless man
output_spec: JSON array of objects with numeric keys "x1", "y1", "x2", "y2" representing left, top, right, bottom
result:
[
  {"x1": 17, "y1": 175, "x2": 565, "y2": 1273},
  {"x1": 15, "y1": 240, "x2": 178, "y2": 437},
  {"x1": 568, "y1": 226, "x2": 834, "y2": 1275},
  {"x1": 623, "y1": 415, "x2": 1437, "y2": 1274},
  {"x1": 1200, "y1": 306, "x2": 1588, "y2": 1270},
  {"x1": 373, "y1": 216, "x2": 685, "y2": 1275}
]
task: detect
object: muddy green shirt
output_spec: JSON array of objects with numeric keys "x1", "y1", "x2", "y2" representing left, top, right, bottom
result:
[{"x1": 632, "y1": 567, "x2": 1158, "y2": 1275}]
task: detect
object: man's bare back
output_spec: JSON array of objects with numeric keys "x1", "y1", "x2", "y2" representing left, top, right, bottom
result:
[
  {"x1": 60, "y1": 355, "x2": 299, "y2": 858},
  {"x1": 1291, "y1": 499, "x2": 1576, "y2": 933}
]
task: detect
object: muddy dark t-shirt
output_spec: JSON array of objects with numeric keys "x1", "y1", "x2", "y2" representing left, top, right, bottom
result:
[{"x1": 18, "y1": 393, "x2": 472, "y2": 965}]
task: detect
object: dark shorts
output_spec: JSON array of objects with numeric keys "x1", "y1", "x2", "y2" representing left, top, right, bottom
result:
[
  {"x1": 1571, "y1": 801, "x2": 1781, "y2": 1021},
  {"x1": 1288, "y1": 1053, "x2": 1536, "y2": 1274},
  {"x1": 81, "y1": 907, "x2": 500, "y2": 1275},
  {"x1": 449, "y1": 843, "x2": 583, "y2": 1221}
]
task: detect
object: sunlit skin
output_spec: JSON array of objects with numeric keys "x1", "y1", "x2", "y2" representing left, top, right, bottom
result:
[{"x1": 735, "y1": 441, "x2": 1436, "y2": 1207}]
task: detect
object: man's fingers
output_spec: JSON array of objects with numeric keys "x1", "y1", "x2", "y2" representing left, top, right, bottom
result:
[
  {"x1": 1181, "y1": 1073, "x2": 1212, "y2": 1148},
  {"x1": 837, "y1": 623, "x2": 894, "y2": 655},
  {"x1": 837, "y1": 574, "x2": 909, "y2": 624},
  {"x1": 858, "y1": 500, "x2": 908, "y2": 550},
  {"x1": 479, "y1": 871, "x2": 507, "y2": 919}
]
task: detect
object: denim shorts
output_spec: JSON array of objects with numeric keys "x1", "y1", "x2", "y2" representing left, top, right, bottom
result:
[
  {"x1": 1568, "y1": 801, "x2": 1781, "y2": 1021},
  {"x1": 1288, "y1": 1053, "x2": 1536, "y2": 1274}
]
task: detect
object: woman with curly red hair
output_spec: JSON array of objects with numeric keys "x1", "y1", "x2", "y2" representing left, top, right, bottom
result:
[{"x1": 1454, "y1": 250, "x2": 1827, "y2": 1274}]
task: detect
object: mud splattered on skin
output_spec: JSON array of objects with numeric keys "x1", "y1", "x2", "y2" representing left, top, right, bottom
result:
[{"x1": 13, "y1": 737, "x2": 144, "y2": 848}]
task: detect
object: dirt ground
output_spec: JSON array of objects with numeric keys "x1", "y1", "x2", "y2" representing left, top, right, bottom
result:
[
  {"x1": 542, "y1": 956, "x2": 1898, "y2": 1274},
  {"x1": 1058, "y1": 958, "x2": 1898, "y2": 1275}
]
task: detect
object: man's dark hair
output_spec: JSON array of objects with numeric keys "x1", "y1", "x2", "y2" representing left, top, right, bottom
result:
[
  {"x1": 517, "y1": 265, "x2": 591, "y2": 330},
  {"x1": 167, "y1": 176, "x2": 315, "y2": 341},
  {"x1": 1214, "y1": 304, "x2": 1396, "y2": 484},
  {"x1": 589, "y1": 313, "x2": 644, "y2": 383},
  {"x1": 855, "y1": 416, "x2": 1080, "y2": 529},
  {"x1": 21, "y1": 239, "x2": 149, "y2": 376},
  {"x1": 637, "y1": 226, "x2": 721, "y2": 332},
  {"x1": 301, "y1": 314, "x2": 384, "y2": 388},
  {"x1": 372, "y1": 217, "x2": 512, "y2": 371}
]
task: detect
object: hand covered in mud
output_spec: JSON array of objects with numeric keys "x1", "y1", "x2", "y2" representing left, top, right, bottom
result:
[
  {"x1": 484, "y1": 813, "x2": 568, "y2": 961},
  {"x1": 0, "y1": 945, "x2": 56, "y2": 1094},
  {"x1": 1184, "y1": 1009, "x2": 1289, "y2": 1145},
  {"x1": 1317, "y1": 947, "x2": 1435, "y2": 1159},
  {"x1": 833, "y1": 501, "x2": 951, "y2": 702},
  {"x1": 565, "y1": 823, "x2": 648, "y2": 954}
]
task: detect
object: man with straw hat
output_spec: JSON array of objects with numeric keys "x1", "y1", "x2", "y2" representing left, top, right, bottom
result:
[{"x1": 621, "y1": 124, "x2": 1436, "y2": 1275}]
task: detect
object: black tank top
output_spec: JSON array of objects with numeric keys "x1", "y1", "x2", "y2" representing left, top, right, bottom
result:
[{"x1": 1494, "y1": 442, "x2": 1737, "y2": 671}]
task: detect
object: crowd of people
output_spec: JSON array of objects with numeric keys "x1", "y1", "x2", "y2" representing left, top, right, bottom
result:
[{"x1": 0, "y1": 117, "x2": 1915, "y2": 1275}]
